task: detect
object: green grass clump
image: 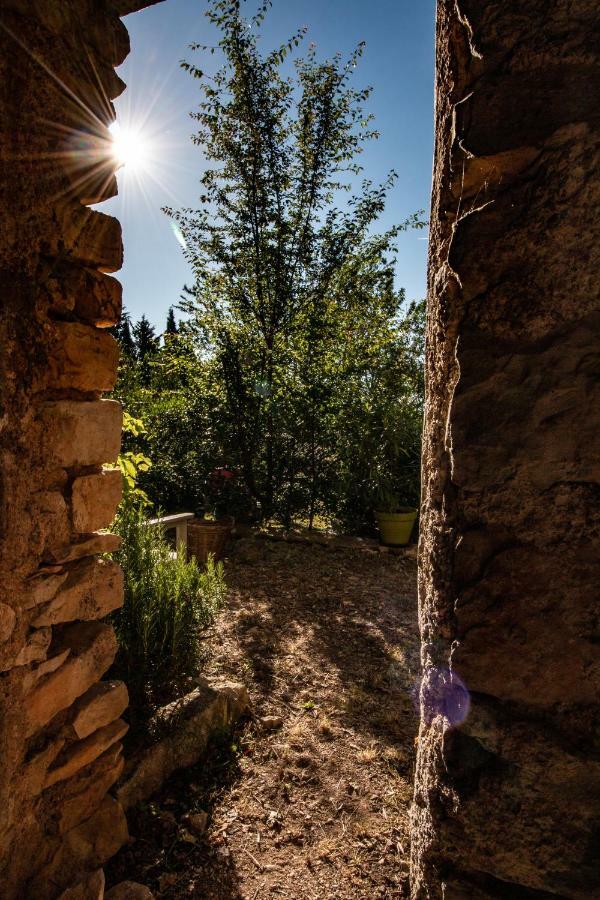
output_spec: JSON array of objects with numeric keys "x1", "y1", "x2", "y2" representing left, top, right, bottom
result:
[{"x1": 111, "y1": 500, "x2": 225, "y2": 715}]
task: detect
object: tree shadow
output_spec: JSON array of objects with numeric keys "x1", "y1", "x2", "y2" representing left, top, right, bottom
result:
[
  {"x1": 224, "y1": 538, "x2": 420, "y2": 752},
  {"x1": 106, "y1": 730, "x2": 249, "y2": 898}
]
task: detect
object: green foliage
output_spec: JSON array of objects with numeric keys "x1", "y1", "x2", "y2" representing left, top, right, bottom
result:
[
  {"x1": 111, "y1": 1, "x2": 426, "y2": 533},
  {"x1": 111, "y1": 497, "x2": 225, "y2": 715},
  {"x1": 117, "y1": 413, "x2": 152, "y2": 502}
]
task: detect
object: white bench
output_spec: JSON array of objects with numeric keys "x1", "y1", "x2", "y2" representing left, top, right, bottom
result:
[{"x1": 146, "y1": 513, "x2": 195, "y2": 554}]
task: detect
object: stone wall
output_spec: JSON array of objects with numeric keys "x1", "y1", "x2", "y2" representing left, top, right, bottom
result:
[
  {"x1": 0, "y1": 2, "x2": 160, "y2": 896},
  {"x1": 412, "y1": 2, "x2": 599, "y2": 898}
]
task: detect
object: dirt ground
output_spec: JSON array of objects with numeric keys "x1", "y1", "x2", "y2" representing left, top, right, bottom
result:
[{"x1": 107, "y1": 537, "x2": 420, "y2": 899}]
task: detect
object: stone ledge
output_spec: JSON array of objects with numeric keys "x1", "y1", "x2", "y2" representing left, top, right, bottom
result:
[{"x1": 117, "y1": 678, "x2": 250, "y2": 811}]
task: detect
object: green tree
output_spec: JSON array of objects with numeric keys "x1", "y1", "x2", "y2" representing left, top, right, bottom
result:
[
  {"x1": 112, "y1": 308, "x2": 135, "y2": 357},
  {"x1": 165, "y1": 0, "x2": 424, "y2": 520},
  {"x1": 165, "y1": 306, "x2": 178, "y2": 336},
  {"x1": 133, "y1": 315, "x2": 159, "y2": 386}
]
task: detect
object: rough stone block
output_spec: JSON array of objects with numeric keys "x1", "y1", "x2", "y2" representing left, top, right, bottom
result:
[
  {"x1": 13, "y1": 627, "x2": 52, "y2": 668},
  {"x1": 25, "y1": 622, "x2": 117, "y2": 736},
  {"x1": 71, "y1": 680, "x2": 129, "y2": 740},
  {"x1": 67, "y1": 795, "x2": 129, "y2": 867},
  {"x1": 47, "y1": 533, "x2": 121, "y2": 565},
  {"x1": 42, "y1": 400, "x2": 122, "y2": 468},
  {"x1": 22, "y1": 649, "x2": 71, "y2": 693},
  {"x1": 22, "y1": 737, "x2": 66, "y2": 798},
  {"x1": 45, "y1": 718, "x2": 128, "y2": 788},
  {"x1": 32, "y1": 558, "x2": 123, "y2": 627},
  {"x1": 56, "y1": 869, "x2": 105, "y2": 900},
  {"x1": 106, "y1": 882, "x2": 155, "y2": 899},
  {"x1": 118, "y1": 679, "x2": 250, "y2": 810},
  {"x1": 0, "y1": 603, "x2": 16, "y2": 643},
  {"x1": 30, "y1": 492, "x2": 71, "y2": 559},
  {"x1": 74, "y1": 269, "x2": 123, "y2": 328},
  {"x1": 57, "y1": 742, "x2": 125, "y2": 835},
  {"x1": 49, "y1": 323, "x2": 119, "y2": 393},
  {"x1": 25, "y1": 569, "x2": 68, "y2": 609},
  {"x1": 71, "y1": 469, "x2": 123, "y2": 533},
  {"x1": 37, "y1": 796, "x2": 128, "y2": 897},
  {"x1": 59, "y1": 205, "x2": 123, "y2": 273}
]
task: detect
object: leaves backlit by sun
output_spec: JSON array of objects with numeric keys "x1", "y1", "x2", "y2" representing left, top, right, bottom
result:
[{"x1": 109, "y1": 121, "x2": 150, "y2": 171}]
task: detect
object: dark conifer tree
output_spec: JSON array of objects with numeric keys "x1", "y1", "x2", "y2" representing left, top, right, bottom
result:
[
  {"x1": 112, "y1": 308, "x2": 135, "y2": 356},
  {"x1": 165, "y1": 307, "x2": 178, "y2": 336},
  {"x1": 133, "y1": 315, "x2": 159, "y2": 385}
]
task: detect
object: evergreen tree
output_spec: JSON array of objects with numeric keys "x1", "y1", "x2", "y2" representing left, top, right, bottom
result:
[
  {"x1": 165, "y1": 307, "x2": 178, "y2": 336},
  {"x1": 112, "y1": 308, "x2": 135, "y2": 356},
  {"x1": 133, "y1": 315, "x2": 159, "y2": 385}
]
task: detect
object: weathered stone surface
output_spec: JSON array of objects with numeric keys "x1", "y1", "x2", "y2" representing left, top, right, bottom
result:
[
  {"x1": 42, "y1": 400, "x2": 122, "y2": 468},
  {"x1": 29, "y1": 491, "x2": 71, "y2": 559},
  {"x1": 71, "y1": 680, "x2": 129, "y2": 740},
  {"x1": 23, "y1": 737, "x2": 66, "y2": 798},
  {"x1": 56, "y1": 742, "x2": 125, "y2": 835},
  {"x1": 106, "y1": 882, "x2": 155, "y2": 899},
  {"x1": 22, "y1": 648, "x2": 71, "y2": 693},
  {"x1": 47, "y1": 532, "x2": 122, "y2": 565},
  {"x1": 25, "y1": 623, "x2": 117, "y2": 736},
  {"x1": 71, "y1": 469, "x2": 123, "y2": 534},
  {"x1": 48, "y1": 323, "x2": 119, "y2": 393},
  {"x1": 75, "y1": 270, "x2": 123, "y2": 328},
  {"x1": 34, "y1": 796, "x2": 129, "y2": 897},
  {"x1": 411, "y1": 2, "x2": 600, "y2": 899},
  {"x1": 57, "y1": 869, "x2": 105, "y2": 900},
  {"x1": 0, "y1": 603, "x2": 16, "y2": 643},
  {"x1": 45, "y1": 719, "x2": 128, "y2": 788},
  {"x1": 32, "y1": 558, "x2": 124, "y2": 627},
  {"x1": 13, "y1": 627, "x2": 52, "y2": 668},
  {"x1": 25, "y1": 569, "x2": 68, "y2": 609},
  {"x1": 118, "y1": 680, "x2": 250, "y2": 810},
  {"x1": 57, "y1": 205, "x2": 123, "y2": 273},
  {"x1": 0, "y1": 0, "x2": 146, "y2": 895}
]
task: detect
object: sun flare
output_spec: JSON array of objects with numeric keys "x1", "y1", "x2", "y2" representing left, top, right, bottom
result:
[{"x1": 109, "y1": 121, "x2": 150, "y2": 170}]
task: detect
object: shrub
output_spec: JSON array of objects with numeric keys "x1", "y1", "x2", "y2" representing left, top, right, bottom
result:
[{"x1": 111, "y1": 498, "x2": 225, "y2": 717}]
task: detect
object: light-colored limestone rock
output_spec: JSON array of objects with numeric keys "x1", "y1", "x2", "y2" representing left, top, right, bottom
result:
[
  {"x1": 118, "y1": 679, "x2": 250, "y2": 810},
  {"x1": 32, "y1": 558, "x2": 124, "y2": 627},
  {"x1": 13, "y1": 627, "x2": 52, "y2": 668},
  {"x1": 42, "y1": 400, "x2": 122, "y2": 468},
  {"x1": 71, "y1": 469, "x2": 123, "y2": 533},
  {"x1": 30, "y1": 491, "x2": 71, "y2": 558},
  {"x1": 57, "y1": 868, "x2": 105, "y2": 900},
  {"x1": 45, "y1": 718, "x2": 128, "y2": 788},
  {"x1": 25, "y1": 622, "x2": 117, "y2": 736},
  {"x1": 37, "y1": 796, "x2": 128, "y2": 895},
  {"x1": 57, "y1": 742, "x2": 125, "y2": 835},
  {"x1": 26, "y1": 569, "x2": 68, "y2": 609},
  {"x1": 58, "y1": 205, "x2": 123, "y2": 273},
  {"x1": 23, "y1": 737, "x2": 66, "y2": 797},
  {"x1": 0, "y1": 603, "x2": 16, "y2": 643},
  {"x1": 49, "y1": 323, "x2": 119, "y2": 393},
  {"x1": 105, "y1": 882, "x2": 155, "y2": 899},
  {"x1": 22, "y1": 649, "x2": 71, "y2": 692},
  {"x1": 48, "y1": 533, "x2": 121, "y2": 565},
  {"x1": 72, "y1": 680, "x2": 129, "y2": 739},
  {"x1": 74, "y1": 269, "x2": 122, "y2": 328}
]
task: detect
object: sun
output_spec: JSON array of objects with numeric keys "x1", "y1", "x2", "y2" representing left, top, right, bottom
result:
[{"x1": 109, "y1": 121, "x2": 150, "y2": 170}]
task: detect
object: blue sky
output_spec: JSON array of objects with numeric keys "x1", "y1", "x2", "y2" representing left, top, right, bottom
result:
[{"x1": 101, "y1": 0, "x2": 435, "y2": 332}]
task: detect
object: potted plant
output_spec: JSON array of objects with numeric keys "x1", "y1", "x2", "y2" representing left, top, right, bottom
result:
[
  {"x1": 374, "y1": 481, "x2": 418, "y2": 547},
  {"x1": 188, "y1": 467, "x2": 237, "y2": 563}
]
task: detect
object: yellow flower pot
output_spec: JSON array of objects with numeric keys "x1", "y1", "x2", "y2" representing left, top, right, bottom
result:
[{"x1": 375, "y1": 507, "x2": 417, "y2": 547}]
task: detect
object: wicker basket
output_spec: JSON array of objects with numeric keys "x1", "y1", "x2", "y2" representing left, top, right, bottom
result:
[{"x1": 187, "y1": 517, "x2": 233, "y2": 564}]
